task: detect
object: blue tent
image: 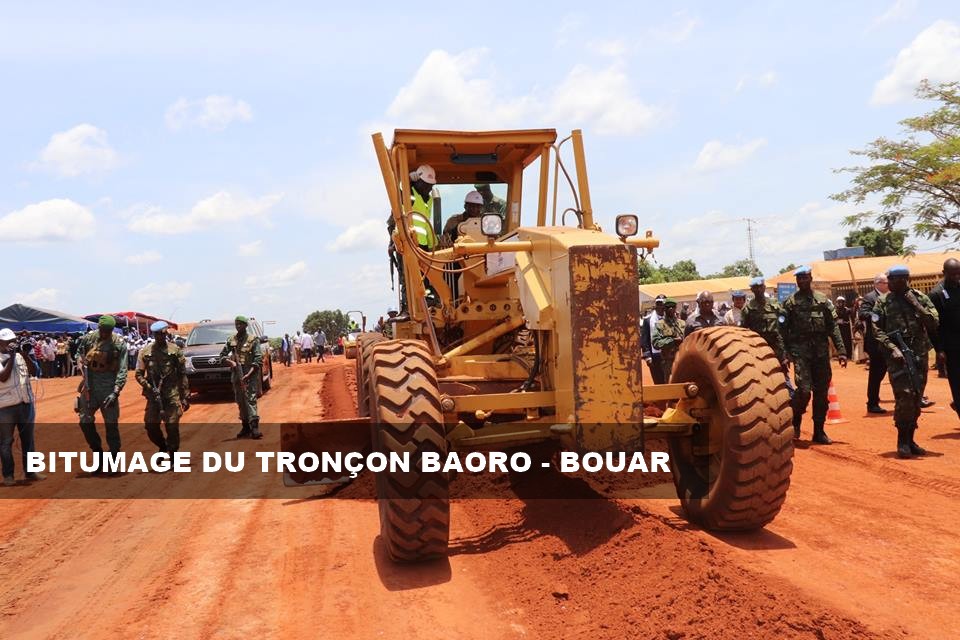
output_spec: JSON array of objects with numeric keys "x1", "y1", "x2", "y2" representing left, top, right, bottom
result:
[{"x1": 0, "y1": 303, "x2": 97, "y2": 333}]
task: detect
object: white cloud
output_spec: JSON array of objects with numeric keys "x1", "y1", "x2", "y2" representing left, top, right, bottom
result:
[
  {"x1": 165, "y1": 95, "x2": 253, "y2": 131},
  {"x1": 244, "y1": 261, "x2": 307, "y2": 289},
  {"x1": 129, "y1": 281, "x2": 193, "y2": 308},
  {"x1": 124, "y1": 250, "x2": 162, "y2": 265},
  {"x1": 0, "y1": 199, "x2": 95, "y2": 242},
  {"x1": 15, "y1": 287, "x2": 59, "y2": 307},
  {"x1": 555, "y1": 14, "x2": 582, "y2": 47},
  {"x1": 735, "y1": 70, "x2": 778, "y2": 93},
  {"x1": 871, "y1": 21, "x2": 960, "y2": 105},
  {"x1": 326, "y1": 219, "x2": 385, "y2": 253},
  {"x1": 587, "y1": 38, "x2": 630, "y2": 58},
  {"x1": 649, "y1": 10, "x2": 701, "y2": 44},
  {"x1": 237, "y1": 240, "x2": 263, "y2": 256},
  {"x1": 870, "y1": 0, "x2": 917, "y2": 29},
  {"x1": 126, "y1": 191, "x2": 283, "y2": 234},
  {"x1": 693, "y1": 138, "x2": 767, "y2": 172},
  {"x1": 33, "y1": 124, "x2": 119, "y2": 177},
  {"x1": 380, "y1": 49, "x2": 660, "y2": 137},
  {"x1": 547, "y1": 63, "x2": 661, "y2": 135}
]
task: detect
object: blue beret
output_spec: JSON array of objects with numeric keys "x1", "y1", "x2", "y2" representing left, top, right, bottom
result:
[
  {"x1": 749, "y1": 277, "x2": 765, "y2": 287},
  {"x1": 887, "y1": 264, "x2": 909, "y2": 277},
  {"x1": 731, "y1": 290, "x2": 746, "y2": 298},
  {"x1": 150, "y1": 320, "x2": 169, "y2": 332},
  {"x1": 794, "y1": 266, "x2": 812, "y2": 276}
]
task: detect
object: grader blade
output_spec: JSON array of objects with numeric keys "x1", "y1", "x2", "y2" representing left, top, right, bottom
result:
[{"x1": 280, "y1": 418, "x2": 371, "y2": 486}]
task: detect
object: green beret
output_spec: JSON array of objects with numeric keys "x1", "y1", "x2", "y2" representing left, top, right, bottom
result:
[
  {"x1": 664, "y1": 298, "x2": 677, "y2": 306},
  {"x1": 98, "y1": 315, "x2": 116, "y2": 328},
  {"x1": 235, "y1": 315, "x2": 249, "y2": 324}
]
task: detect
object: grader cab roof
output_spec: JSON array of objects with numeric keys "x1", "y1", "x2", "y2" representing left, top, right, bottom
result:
[{"x1": 392, "y1": 129, "x2": 556, "y2": 184}]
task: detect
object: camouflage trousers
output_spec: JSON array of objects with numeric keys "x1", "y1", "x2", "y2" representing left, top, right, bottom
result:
[
  {"x1": 78, "y1": 386, "x2": 121, "y2": 454},
  {"x1": 888, "y1": 353, "x2": 929, "y2": 427},
  {"x1": 144, "y1": 393, "x2": 183, "y2": 452},
  {"x1": 790, "y1": 354, "x2": 832, "y2": 426},
  {"x1": 232, "y1": 375, "x2": 259, "y2": 423}
]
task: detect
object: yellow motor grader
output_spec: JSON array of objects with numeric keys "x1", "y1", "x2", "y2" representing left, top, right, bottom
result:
[{"x1": 283, "y1": 128, "x2": 793, "y2": 562}]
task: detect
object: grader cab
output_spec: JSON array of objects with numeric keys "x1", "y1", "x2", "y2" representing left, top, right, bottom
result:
[{"x1": 283, "y1": 128, "x2": 794, "y2": 562}]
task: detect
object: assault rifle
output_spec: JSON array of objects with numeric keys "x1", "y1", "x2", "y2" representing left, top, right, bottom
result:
[
  {"x1": 75, "y1": 361, "x2": 90, "y2": 414},
  {"x1": 226, "y1": 343, "x2": 250, "y2": 420},
  {"x1": 887, "y1": 330, "x2": 923, "y2": 395}
]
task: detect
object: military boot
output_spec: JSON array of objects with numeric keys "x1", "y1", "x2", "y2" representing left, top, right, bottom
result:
[
  {"x1": 812, "y1": 423, "x2": 832, "y2": 445},
  {"x1": 792, "y1": 414, "x2": 802, "y2": 439},
  {"x1": 896, "y1": 425, "x2": 913, "y2": 459},
  {"x1": 236, "y1": 420, "x2": 251, "y2": 439},
  {"x1": 249, "y1": 418, "x2": 263, "y2": 440},
  {"x1": 908, "y1": 425, "x2": 927, "y2": 456}
]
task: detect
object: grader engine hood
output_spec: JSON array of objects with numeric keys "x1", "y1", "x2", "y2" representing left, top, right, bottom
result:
[{"x1": 513, "y1": 227, "x2": 644, "y2": 450}]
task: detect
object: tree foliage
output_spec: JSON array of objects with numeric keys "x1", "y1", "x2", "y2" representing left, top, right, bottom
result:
[
  {"x1": 637, "y1": 259, "x2": 702, "y2": 284},
  {"x1": 833, "y1": 80, "x2": 960, "y2": 245},
  {"x1": 843, "y1": 225, "x2": 908, "y2": 256},
  {"x1": 778, "y1": 263, "x2": 798, "y2": 274},
  {"x1": 302, "y1": 309, "x2": 351, "y2": 338},
  {"x1": 705, "y1": 258, "x2": 760, "y2": 279}
]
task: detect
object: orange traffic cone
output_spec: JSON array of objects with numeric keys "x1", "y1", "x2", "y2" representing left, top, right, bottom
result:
[{"x1": 826, "y1": 382, "x2": 848, "y2": 424}]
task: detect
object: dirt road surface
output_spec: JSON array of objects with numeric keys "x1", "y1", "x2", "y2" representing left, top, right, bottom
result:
[{"x1": 0, "y1": 356, "x2": 957, "y2": 639}]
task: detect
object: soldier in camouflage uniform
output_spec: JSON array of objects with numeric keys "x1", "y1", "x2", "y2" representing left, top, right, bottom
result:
[
  {"x1": 76, "y1": 315, "x2": 128, "y2": 466},
  {"x1": 651, "y1": 299, "x2": 685, "y2": 381},
  {"x1": 871, "y1": 265, "x2": 939, "y2": 458},
  {"x1": 740, "y1": 276, "x2": 789, "y2": 368},
  {"x1": 474, "y1": 183, "x2": 507, "y2": 217},
  {"x1": 220, "y1": 316, "x2": 263, "y2": 439},
  {"x1": 782, "y1": 266, "x2": 847, "y2": 444},
  {"x1": 135, "y1": 321, "x2": 190, "y2": 455}
]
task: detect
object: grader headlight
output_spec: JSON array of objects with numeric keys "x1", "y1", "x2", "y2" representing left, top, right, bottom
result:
[
  {"x1": 481, "y1": 213, "x2": 503, "y2": 238},
  {"x1": 615, "y1": 214, "x2": 639, "y2": 238}
]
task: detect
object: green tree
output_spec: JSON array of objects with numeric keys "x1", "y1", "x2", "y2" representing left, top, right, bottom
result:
[
  {"x1": 302, "y1": 309, "x2": 351, "y2": 338},
  {"x1": 833, "y1": 80, "x2": 960, "y2": 244},
  {"x1": 706, "y1": 258, "x2": 760, "y2": 279},
  {"x1": 778, "y1": 263, "x2": 798, "y2": 274},
  {"x1": 637, "y1": 260, "x2": 666, "y2": 284},
  {"x1": 638, "y1": 259, "x2": 702, "y2": 284},
  {"x1": 843, "y1": 225, "x2": 908, "y2": 256}
]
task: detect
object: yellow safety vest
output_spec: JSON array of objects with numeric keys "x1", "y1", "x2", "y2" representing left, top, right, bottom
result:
[{"x1": 411, "y1": 190, "x2": 436, "y2": 249}]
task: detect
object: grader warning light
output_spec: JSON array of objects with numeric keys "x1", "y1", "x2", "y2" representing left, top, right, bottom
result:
[{"x1": 283, "y1": 128, "x2": 794, "y2": 563}]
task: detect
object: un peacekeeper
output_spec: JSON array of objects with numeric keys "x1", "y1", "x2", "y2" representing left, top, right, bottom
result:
[
  {"x1": 740, "y1": 277, "x2": 789, "y2": 369},
  {"x1": 871, "y1": 265, "x2": 939, "y2": 458},
  {"x1": 135, "y1": 321, "x2": 190, "y2": 455},
  {"x1": 651, "y1": 299, "x2": 685, "y2": 381},
  {"x1": 782, "y1": 266, "x2": 847, "y2": 443},
  {"x1": 76, "y1": 315, "x2": 128, "y2": 466},
  {"x1": 221, "y1": 316, "x2": 263, "y2": 440}
]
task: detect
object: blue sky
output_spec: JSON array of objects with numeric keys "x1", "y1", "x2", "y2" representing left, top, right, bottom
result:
[{"x1": 2, "y1": 2, "x2": 958, "y2": 335}]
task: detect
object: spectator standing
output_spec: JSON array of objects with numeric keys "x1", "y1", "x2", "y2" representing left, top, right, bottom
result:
[
  {"x1": 294, "y1": 331, "x2": 302, "y2": 364},
  {"x1": 641, "y1": 295, "x2": 667, "y2": 384},
  {"x1": 281, "y1": 334, "x2": 292, "y2": 367},
  {"x1": 723, "y1": 291, "x2": 747, "y2": 326},
  {"x1": 41, "y1": 337, "x2": 57, "y2": 378},
  {"x1": 684, "y1": 291, "x2": 724, "y2": 336},
  {"x1": 315, "y1": 329, "x2": 327, "y2": 362},
  {"x1": 56, "y1": 335, "x2": 69, "y2": 378},
  {"x1": 929, "y1": 258, "x2": 960, "y2": 421},
  {"x1": 835, "y1": 296, "x2": 854, "y2": 362},
  {"x1": 300, "y1": 331, "x2": 315, "y2": 363},
  {"x1": 0, "y1": 329, "x2": 43, "y2": 485},
  {"x1": 652, "y1": 299, "x2": 685, "y2": 381}
]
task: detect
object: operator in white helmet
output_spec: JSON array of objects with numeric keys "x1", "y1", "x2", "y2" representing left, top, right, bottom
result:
[
  {"x1": 441, "y1": 190, "x2": 485, "y2": 245},
  {"x1": 408, "y1": 164, "x2": 438, "y2": 249}
]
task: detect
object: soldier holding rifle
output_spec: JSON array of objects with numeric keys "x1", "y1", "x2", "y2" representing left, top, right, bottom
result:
[
  {"x1": 871, "y1": 265, "x2": 939, "y2": 458},
  {"x1": 135, "y1": 321, "x2": 189, "y2": 456},
  {"x1": 220, "y1": 316, "x2": 263, "y2": 440}
]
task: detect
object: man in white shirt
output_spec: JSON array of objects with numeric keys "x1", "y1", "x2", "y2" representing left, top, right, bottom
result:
[
  {"x1": 724, "y1": 290, "x2": 747, "y2": 326},
  {"x1": 300, "y1": 331, "x2": 315, "y2": 363},
  {"x1": 0, "y1": 328, "x2": 42, "y2": 485}
]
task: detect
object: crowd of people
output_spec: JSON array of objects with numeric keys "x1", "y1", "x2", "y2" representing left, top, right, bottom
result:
[
  {"x1": 278, "y1": 329, "x2": 328, "y2": 366},
  {"x1": 642, "y1": 259, "x2": 959, "y2": 457}
]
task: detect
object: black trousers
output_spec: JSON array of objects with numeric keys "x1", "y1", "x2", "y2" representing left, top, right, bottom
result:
[
  {"x1": 646, "y1": 354, "x2": 665, "y2": 385},
  {"x1": 866, "y1": 346, "x2": 887, "y2": 407},
  {"x1": 946, "y1": 349, "x2": 960, "y2": 418}
]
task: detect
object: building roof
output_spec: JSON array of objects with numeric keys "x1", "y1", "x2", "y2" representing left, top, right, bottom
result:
[
  {"x1": 766, "y1": 250, "x2": 959, "y2": 286},
  {"x1": 638, "y1": 276, "x2": 754, "y2": 302}
]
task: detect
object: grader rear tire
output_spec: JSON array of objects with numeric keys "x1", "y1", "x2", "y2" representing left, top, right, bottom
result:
[
  {"x1": 355, "y1": 332, "x2": 387, "y2": 418},
  {"x1": 668, "y1": 326, "x2": 793, "y2": 530},
  {"x1": 368, "y1": 340, "x2": 450, "y2": 562}
]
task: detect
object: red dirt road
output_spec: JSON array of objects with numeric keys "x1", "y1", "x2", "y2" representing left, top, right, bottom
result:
[{"x1": 0, "y1": 356, "x2": 957, "y2": 639}]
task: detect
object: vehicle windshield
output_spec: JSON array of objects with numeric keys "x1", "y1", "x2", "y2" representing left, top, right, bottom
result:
[
  {"x1": 433, "y1": 183, "x2": 507, "y2": 234},
  {"x1": 186, "y1": 324, "x2": 235, "y2": 346}
]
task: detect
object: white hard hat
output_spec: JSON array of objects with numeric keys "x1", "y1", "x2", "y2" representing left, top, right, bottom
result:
[
  {"x1": 465, "y1": 190, "x2": 483, "y2": 205},
  {"x1": 416, "y1": 164, "x2": 436, "y2": 185}
]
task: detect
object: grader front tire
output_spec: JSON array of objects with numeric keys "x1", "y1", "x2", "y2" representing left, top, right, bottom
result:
[
  {"x1": 368, "y1": 340, "x2": 450, "y2": 562},
  {"x1": 355, "y1": 332, "x2": 387, "y2": 418},
  {"x1": 669, "y1": 326, "x2": 793, "y2": 531}
]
